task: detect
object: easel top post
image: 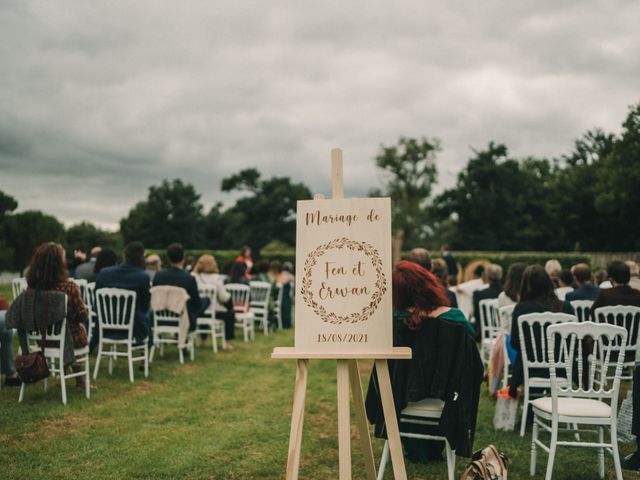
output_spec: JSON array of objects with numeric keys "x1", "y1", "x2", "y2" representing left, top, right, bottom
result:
[{"x1": 331, "y1": 148, "x2": 344, "y2": 200}]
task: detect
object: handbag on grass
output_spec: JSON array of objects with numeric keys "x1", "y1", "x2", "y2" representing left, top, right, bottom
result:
[
  {"x1": 14, "y1": 291, "x2": 50, "y2": 384},
  {"x1": 460, "y1": 444, "x2": 511, "y2": 480}
]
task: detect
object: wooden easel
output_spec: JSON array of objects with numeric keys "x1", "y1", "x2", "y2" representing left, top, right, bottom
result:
[{"x1": 272, "y1": 149, "x2": 411, "y2": 480}]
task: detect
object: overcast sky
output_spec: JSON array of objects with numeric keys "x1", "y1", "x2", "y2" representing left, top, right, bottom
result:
[{"x1": 1, "y1": 1, "x2": 639, "y2": 230}]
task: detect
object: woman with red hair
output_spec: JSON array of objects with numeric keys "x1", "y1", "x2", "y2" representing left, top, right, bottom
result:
[{"x1": 393, "y1": 260, "x2": 474, "y2": 334}]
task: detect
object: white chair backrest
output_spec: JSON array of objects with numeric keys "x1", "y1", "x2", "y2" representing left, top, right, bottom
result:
[
  {"x1": 71, "y1": 278, "x2": 89, "y2": 306},
  {"x1": 593, "y1": 305, "x2": 640, "y2": 362},
  {"x1": 547, "y1": 322, "x2": 627, "y2": 404},
  {"x1": 249, "y1": 281, "x2": 271, "y2": 306},
  {"x1": 479, "y1": 298, "x2": 499, "y2": 341},
  {"x1": 498, "y1": 304, "x2": 515, "y2": 333},
  {"x1": 95, "y1": 288, "x2": 137, "y2": 335},
  {"x1": 518, "y1": 312, "x2": 577, "y2": 370},
  {"x1": 87, "y1": 282, "x2": 96, "y2": 311},
  {"x1": 11, "y1": 277, "x2": 27, "y2": 300},
  {"x1": 570, "y1": 300, "x2": 594, "y2": 323},
  {"x1": 226, "y1": 284, "x2": 251, "y2": 313},
  {"x1": 197, "y1": 283, "x2": 218, "y2": 314}
]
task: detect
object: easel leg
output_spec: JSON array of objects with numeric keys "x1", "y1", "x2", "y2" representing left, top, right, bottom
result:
[
  {"x1": 337, "y1": 360, "x2": 352, "y2": 480},
  {"x1": 286, "y1": 359, "x2": 309, "y2": 480},
  {"x1": 348, "y1": 359, "x2": 377, "y2": 480},
  {"x1": 374, "y1": 359, "x2": 407, "y2": 480}
]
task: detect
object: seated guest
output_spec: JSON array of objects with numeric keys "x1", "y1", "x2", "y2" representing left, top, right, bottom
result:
[
  {"x1": 0, "y1": 294, "x2": 21, "y2": 386},
  {"x1": 365, "y1": 260, "x2": 481, "y2": 461},
  {"x1": 251, "y1": 260, "x2": 270, "y2": 283},
  {"x1": 96, "y1": 241, "x2": 151, "y2": 344},
  {"x1": 627, "y1": 261, "x2": 640, "y2": 291},
  {"x1": 497, "y1": 263, "x2": 526, "y2": 308},
  {"x1": 544, "y1": 259, "x2": 562, "y2": 288},
  {"x1": 153, "y1": 243, "x2": 210, "y2": 331},
  {"x1": 407, "y1": 247, "x2": 432, "y2": 271},
  {"x1": 472, "y1": 264, "x2": 503, "y2": 341},
  {"x1": 227, "y1": 261, "x2": 250, "y2": 285},
  {"x1": 145, "y1": 254, "x2": 162, "y2": 282},
  {"x1": 554, "y1": 269, "x2": 574, "y2": 300},
  {"x1": 566, "y1": 263, "x2": 600, "y2": 301},
  {"x1": 431, "y1": 258, "x2": 458, "y2": 308},
  {"x1": 75, "y1": 246, "x2": 102, "y2": 282},
  {"x1": 591, "y1": 260, "x2": 640, "y2": 312},
  {"x1": 235, "y1": 245, "x2": 254, "y2": 275},
  {"x1": 26, "y1": 242, "x2": 89, "y2": 389},
  {"x1": 192, "y1": 254, "x2": 235, "y2": 350},
  {"x1": 94, "y1": 249, "x2": 119, "y2": 276},
  {"x1": 508, "y1": 265, "x2": 573, "y2": 398}
]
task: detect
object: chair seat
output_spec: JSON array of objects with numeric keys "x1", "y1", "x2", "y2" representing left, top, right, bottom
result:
[
  {"x1": 236, "y1": 312, "x2": 254, "y2": 320},
  {"x1": 532, "y1": 397, "x2": 611, "y2": 418},
  {"x1": 401, "y1": 398, "x2": 445, "y2": 418}
]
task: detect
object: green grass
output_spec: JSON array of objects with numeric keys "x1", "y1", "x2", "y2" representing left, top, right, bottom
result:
[{"x1": 0, "y1": 284, "x2": 636, "y2": 479}]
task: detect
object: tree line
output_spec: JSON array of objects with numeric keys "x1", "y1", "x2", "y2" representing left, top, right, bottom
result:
[{"x1": 1, "y1": 100, "x2": 638, "y2": 271}]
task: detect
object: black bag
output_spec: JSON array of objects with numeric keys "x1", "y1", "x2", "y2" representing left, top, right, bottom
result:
[{"x1": 14, "y1": 291, "x2": 50, "y2": 384}]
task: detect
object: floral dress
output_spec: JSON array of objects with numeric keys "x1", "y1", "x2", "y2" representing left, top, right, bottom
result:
[{"x1": 56, "y1": 280, "x2": 89, "y2": 348}]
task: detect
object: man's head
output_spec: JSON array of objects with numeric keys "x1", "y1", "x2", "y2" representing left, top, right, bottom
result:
[
  {"x1": 431, "y1": 258, "x2": 449, "y2": 287},
  {"x1": 124, "y1": 241, "x2": 145, "y2": 268},
  {"x1": 440, "y1": 243, "x2": 449, "y2": 254},
  {"x1": 484, "y1": 264, "x2": 503, "y2": 285},
  {"x1": 572, "y1": 263, "x2": 592, "y2": 286},
  {"x1": 90, "y1": 246, "x2": 102, "y2": 259},
  {"x1": 146, "y1": 254, "x2": 162, "y2": 271},
  {"x1": 408, "y1": 248, "x2": 432, "y2": 271},
  {"x1": 167, "y1": 243, "x2": 185, "y2": 266},
  {"x1": 607, "y1": 260, "x2": 630, "y2": 286},
  {"x1": 626, "y1": 260, "x2": 639, "y2": 278},
  {"x1": 473, "y1": 264, "x2": 485, "y2": 279}
]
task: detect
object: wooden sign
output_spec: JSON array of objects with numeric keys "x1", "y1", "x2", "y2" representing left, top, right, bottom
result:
[{"x1": 295, "y1": 197, "x2": 393, "y2": 354}]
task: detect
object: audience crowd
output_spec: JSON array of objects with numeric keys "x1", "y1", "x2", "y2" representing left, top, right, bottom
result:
[{"x1": 2, "y1": 240, "x2": 640, "y2": 473}]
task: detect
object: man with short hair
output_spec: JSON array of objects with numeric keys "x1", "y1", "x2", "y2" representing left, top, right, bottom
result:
[
  {"x1": 626, "y1": 260, "x2": 640, "y2": 291},
  {"x1": 75, "y1": 246, "x2": 102, "y2": 282},
  {"x1": 566, "y1": 263, "x2": 600, "y2": 302},
  {"x1": 95, "y1": 241, "x2": 151, "y2": 345},
  {"x1": 591, "y1": 260, "x2": 640, "y2": 312},
  {"x1": 152, "y1": 243, "x2": 209, "y2": 331},
  {"x1": 472, "y1": 263, "x2": 503, "y2": 341},
  {"x1": 407, "y1": 248, "x2": 432, "y2": 271}
]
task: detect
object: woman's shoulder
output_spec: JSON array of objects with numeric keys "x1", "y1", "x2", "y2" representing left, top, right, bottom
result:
[{"x1": 437, "y1": 307, "x2": 467, "y2": 321}]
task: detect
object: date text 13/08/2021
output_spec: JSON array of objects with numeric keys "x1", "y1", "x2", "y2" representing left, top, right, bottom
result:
[{"x1": 317, "y1": 333, "x2": 368, "y2": 343}]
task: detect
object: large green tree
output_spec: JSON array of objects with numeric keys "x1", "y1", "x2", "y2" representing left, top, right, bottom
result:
[
  {"x1": 4, "y1": 210, "x2": 65, "y2": 270},
  {"x1": 217, "y1": 168, "x2": 312, "y2": 255},
  {"x1": 432, "y1": 143, "x2": 558, "y2": 250},
  {"x1": 372, "y1": 137, "x2": 439, "y2": 249},
  {"x1": 0, "y1": 190, "x2": 18, "y2": 270},
  {"x1": 120, "y1": 179, "x2": 206, "y2": 248},
  {"x1": 66, "y1": 222, "x2": 123, "y2": 252}
]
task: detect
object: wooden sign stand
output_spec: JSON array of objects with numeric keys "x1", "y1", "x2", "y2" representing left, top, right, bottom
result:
[{"x1": 272, "y1": 149, "x2": 411, "y2": 480}]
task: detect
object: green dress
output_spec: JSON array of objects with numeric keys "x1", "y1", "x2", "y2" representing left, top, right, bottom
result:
[{"x1": 394, "y1": 307, "x2": 475, "y2": 335}]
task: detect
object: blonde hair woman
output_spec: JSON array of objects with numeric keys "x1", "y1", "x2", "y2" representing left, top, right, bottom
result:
[{"x1": 191, "y1": 255, "x2": 235, "y2": 349}]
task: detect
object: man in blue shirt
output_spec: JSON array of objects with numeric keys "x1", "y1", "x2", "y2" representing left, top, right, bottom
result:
[{"x1": 95, "y1": 241, "x2": 151, "y2": 346}]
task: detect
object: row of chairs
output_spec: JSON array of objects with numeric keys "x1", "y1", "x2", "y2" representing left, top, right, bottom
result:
[{"x1": 9, "y1": 277, "x2": 289, "y2": 403}]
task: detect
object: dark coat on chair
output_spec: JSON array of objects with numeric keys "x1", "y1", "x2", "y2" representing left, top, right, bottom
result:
[
  {"x1": 96, "y1": 264, "x2": 151, "y2": 343},
  {"x1": 153, "y1": 267, "x2": 204, "y2": 329},
  {"x1": 365, "y1": 315, "x2": 484, "y2": 458}
]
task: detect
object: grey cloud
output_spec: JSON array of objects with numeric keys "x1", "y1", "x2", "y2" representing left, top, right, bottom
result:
[{"x1": 1, "y1": 0, "x2": 639, "y2": 229}]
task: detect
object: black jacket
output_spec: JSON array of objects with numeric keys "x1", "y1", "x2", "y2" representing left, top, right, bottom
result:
[
  {"x1": 565, "y1": 284, "x2": 600, "y2": 302},
  {"x1": 365, "y1": 315, "x2": 484, "y2": 458}
]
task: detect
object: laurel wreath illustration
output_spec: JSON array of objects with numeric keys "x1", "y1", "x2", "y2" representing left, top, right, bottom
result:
[{"x1": 300, "y1": 237, "x2": 387, "y2": 324}]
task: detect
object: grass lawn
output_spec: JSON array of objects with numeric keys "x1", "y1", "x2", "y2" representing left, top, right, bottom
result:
[{"x1": 0, "y1": 283, "x2": 636, "y2": 479}]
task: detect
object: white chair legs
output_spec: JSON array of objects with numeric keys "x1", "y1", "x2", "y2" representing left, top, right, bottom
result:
[
  {"x1": 94, "y1": 341, "x2": 149, "y2": 383},
  {"x1": 378, "y1": 438, "x2": 455, "y2": 480}
]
